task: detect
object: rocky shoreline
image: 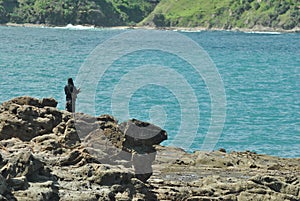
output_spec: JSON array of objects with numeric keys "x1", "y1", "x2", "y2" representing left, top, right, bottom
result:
[
  {"x1": 0, "y1": 97, "x2": 299, "y2": 201},
  {"x1": 2, "y1": 23, "x2": 300, "y2": 33}
]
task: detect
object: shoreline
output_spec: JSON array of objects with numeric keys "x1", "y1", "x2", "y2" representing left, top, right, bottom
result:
[{"x1": 2, "y1": 22, "x2": 300, "y2": 33}]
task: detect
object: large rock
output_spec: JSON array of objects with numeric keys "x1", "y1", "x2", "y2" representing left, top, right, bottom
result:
[
  {"x1": 119, "y1": 119, "x2": 167, "y2": 182},
  {"x1": 0, "y1": 145, "x2": 59, "y2": 201},
  {"x1": 1, "y1": 151, "x2": 44, "y2": 179},
  {"x1": 81, "y1": 116, "x2": 167, "y2": 182},
  {"x1": 0, "y1": 97, "x2": 61, "y2": 141},
  {"x1": 2, "y1": 96, "x2": 57, "y2": 108},
  {"x1": 120, "y1": 119, "x2": 167, "y2": 147}
]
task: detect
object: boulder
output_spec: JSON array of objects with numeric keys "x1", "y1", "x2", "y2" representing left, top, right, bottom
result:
[
  {"x1": 4, "y1": 96, "x2": 40, "y2": 107},
  {"x1": 119, "y1": 119, "x2": 167, "y2": 182},
  {"x1": 120, "y1": 119, "x2": 167, "y2": 147},
  {"x1": 0, "y1": 98, "x2": 61, "y2": 141},
  {"x1": 2, "y1": 96, "x2": 57, "y2": 108},
  {"x1": 0, "y1": 151, "x2": 44, "y2": 179},
  {"x1": 62, "y1": 119, "x2": 81, "y2": 147},
  {"x1": 40, "y1": 98, "x2": 58, "y2": 108},
  {"x1": 81, "y1": 116, "x2": 167, "y2": 182}
]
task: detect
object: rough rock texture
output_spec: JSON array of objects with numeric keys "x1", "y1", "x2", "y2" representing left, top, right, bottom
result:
[
  {"x1": 150, "y1": 146, "x2": 300, "y2": 201},
  {"x1": 0, "y1": 97, "x2": 60, "y2": 141},
  {"x1": 0, "y1": 96, "x2": 165, "y2": 200},
  {"x1": 0, "y1": 96, "x2": 299, "y2": 201}
]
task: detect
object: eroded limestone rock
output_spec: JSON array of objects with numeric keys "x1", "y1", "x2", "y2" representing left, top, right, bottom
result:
[{"x1": 0, "y1": 97, "x2": 299, "y2": 201}]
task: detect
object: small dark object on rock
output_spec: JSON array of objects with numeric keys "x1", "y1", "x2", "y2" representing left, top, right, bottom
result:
[
  {"x1": 40, "y1": 98, "x2": 58, "y2": 107},
  {"x1": 250, "y1": 163, "x2": 258, "y2": 168}
]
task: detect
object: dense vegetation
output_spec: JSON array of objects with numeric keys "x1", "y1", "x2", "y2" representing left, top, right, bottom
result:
[
  {"x1": 142, "y1": 0, "x2": 300, "y2": 30},
  {"x1": 0, "y1": 0, "x2": 299, "y2": 30},
  {"x1": 0, "y1": 0, "x2": 156, "y2": 26}
]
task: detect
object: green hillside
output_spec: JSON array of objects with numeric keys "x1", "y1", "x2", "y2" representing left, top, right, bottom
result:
[
  {"x1": 141, "y1": 0, "x2": 300, "y2": 30},
  {"x1": 0, "y1": 0, "x2": 299, "y2": 30},
  {"x1": 0, "y1": 0, "x2": 157, "y2": 26}
]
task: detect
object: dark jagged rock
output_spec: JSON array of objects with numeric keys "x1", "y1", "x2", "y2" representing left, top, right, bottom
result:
[
  {"x1": 120, "y1": 119, "x2": 167, "y2": 146},
  {"x1": 119, "y1": 119, "x2": 167, "y2": 182},
  {"x1": 80, "y1": 117, "x2": 167, "y2": 182}
]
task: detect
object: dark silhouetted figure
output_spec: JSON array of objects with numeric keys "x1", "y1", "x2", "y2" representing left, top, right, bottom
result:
[{"x1": 64, "y1": 78, "x2": 80, "y2": 112}]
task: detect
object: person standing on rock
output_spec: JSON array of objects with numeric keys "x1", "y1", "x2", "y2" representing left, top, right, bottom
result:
[{"x1": 64, "y1": 78, "x2": 80, "y2": 112}]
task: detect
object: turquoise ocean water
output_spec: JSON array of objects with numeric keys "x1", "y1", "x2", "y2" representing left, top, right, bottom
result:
[{"x1": 0, "y1": 26, "x2": 299, "y2": 158}]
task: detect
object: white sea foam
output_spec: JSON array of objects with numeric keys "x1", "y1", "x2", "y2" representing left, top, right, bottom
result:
[
  {"x1": 245, "y1": 31, "x2": 282, "y2": 35},
  {"x1": 176, "y1": 29, "x2": 203, "y2": 33},
  {"x1": 56, "y1": 24, "x2": 96, "y2": 30}
]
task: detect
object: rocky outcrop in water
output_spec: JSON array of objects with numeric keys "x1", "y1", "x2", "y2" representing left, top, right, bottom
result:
[{"x1": 0, "y1": 96, "x2": 299, "y2": 201}]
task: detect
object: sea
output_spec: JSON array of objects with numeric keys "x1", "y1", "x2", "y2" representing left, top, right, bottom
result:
[{"x1": 0, "y1": 25, "x2": 299, "y2": 158}]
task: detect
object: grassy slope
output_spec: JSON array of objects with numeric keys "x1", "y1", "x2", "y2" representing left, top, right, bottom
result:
[
  {"x1": 140, "y1": 0, "x2": 300, "y2": 30},
  {"x1": 0, "y1": 0, "x2": 299, "y2": 30}
]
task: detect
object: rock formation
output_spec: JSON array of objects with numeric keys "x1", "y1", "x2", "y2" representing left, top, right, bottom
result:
[
  {"x1": 151, "y1": 146, "x2": 300, "y2": 200},
  {"x1": 0, "y1": 96, "x2": 299, "y2": 201},
  {"x1": 0, "y1": 96, "x2": 165, "y2": 200},
  {"x1": 120, "y1": 119, "x2": 167, "y2": 182}
]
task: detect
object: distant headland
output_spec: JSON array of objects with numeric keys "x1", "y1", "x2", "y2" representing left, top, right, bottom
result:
[{"x1": 1, "y1": 0, "x2": 299, "y2": 32}]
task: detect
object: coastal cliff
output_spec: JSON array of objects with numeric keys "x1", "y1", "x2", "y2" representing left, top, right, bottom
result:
[{"x1": 0, "y1": 97, "x2": 299, "y2": 201}]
